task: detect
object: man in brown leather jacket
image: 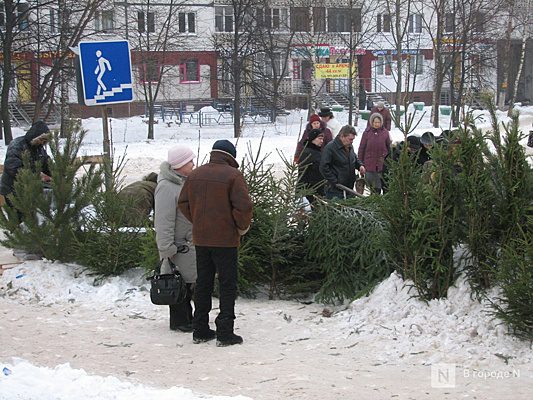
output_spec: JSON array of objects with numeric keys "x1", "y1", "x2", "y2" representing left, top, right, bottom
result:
[{"x1": 178, "y1": 140, "x2": 253, "y2": 347}]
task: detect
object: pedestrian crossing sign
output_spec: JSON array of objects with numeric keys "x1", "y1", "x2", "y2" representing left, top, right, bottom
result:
[{"x1": 78, "y1": 40, "x2": 134, "y2": 106}]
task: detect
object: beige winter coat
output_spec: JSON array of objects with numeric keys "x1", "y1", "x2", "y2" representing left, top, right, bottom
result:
[{"x1": 154, "y1": 162, "x2": 197, "y2": 283}]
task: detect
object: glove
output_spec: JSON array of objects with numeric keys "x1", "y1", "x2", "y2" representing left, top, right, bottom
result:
[{"x1": 238, "y1": 226, "x2": 250, "y2": 236}]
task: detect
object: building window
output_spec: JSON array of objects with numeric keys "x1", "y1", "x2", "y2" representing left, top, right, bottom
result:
[
  {"x1": 215, "y1": 6, "x2": 233, "y2": 32},
  {"x1": 259, "y1": 53, "x2": 287, "y2": 78},
  {"x1": 292, "y1": 59, "x2": 300, "y2": 79},
  {"x1": 445, "y1": 13, "x2": 454, "y2": 33},
  {"x1": 408, "y1": 13, "x2": 422, "y2": 34},
  {"x1": 96, "y1": 10, "x2": 114, "y2": 32},
  {"x1": 408, "y1": 54, "x2": 424, "y2": 75},
  {"x1": 473, "y1": 11, "x2": 485, "y2": 33},
  {"x1": 377, "y1": 13, "x2": 391, "y2": 33},
  {"x1": 313, "y1": 7, "x2": 325, "y2": 32},
  {"x1": 290, "y1": 7, "x2": 309, "y2": 32},
  {"x1": 137, "y1": 11, "x2": 155, "y2": 33},
  {"x1": 178, "y1": 12, "x2": 196, "y2": 33},
  {"x1": 327, "y1": 8, "x2": 361, "y2": 32},
  {"x1": 140, "y1": 61, "x2": 160, "y2": 83},
  {"x1": 256, "y1": 7, "x2": 288, "y2": 30},
  {"x1": 18, "y1": 2, "x2": 29, "y2": 30},
  {"x1": 180, "y1": 60, "x2": 199, "y2": 82},
  {"x1": 376, "y1": 55, "x2": 392, "y2": 76}
]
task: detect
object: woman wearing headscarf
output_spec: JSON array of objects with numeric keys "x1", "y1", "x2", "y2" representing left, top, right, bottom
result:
[{"x1": 358, "y1": 112, "x2": 391, "y2": 194}]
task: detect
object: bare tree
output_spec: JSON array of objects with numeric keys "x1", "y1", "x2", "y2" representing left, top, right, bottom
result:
[
  {"x1": 1, "y1": 0, "x2": 52, "y2": 144},
  {"x1": 506, "y1": 0, "x2": 531, "y2": 115},
  {"x1": 420, "y1": 0, "x2": 451, "y2": 127},
  {"x1": 447, "y1": 0, "x2": 500, "y2": 125},
  {"x1": 246, "y1": 1, "x2": 296, "y2": 122},
  {"x1": 286, "y1": 1, "x2": 337, "y2": 118},
  {"x1": 120, "y1": 0, "x2": 186, "y2": 140},
  {"x1": 381, "y1": 0, "x2": 412, "y2": 115},
  {"x1": 214, "y1": 0, "x2": 261, "y2": 138},
  {"x1": 33, "y1": 1, "x2": 105, "y2": 136},
  {"x1": 328, "y1": 0, "x2": 379, "y2": 125},
  {"x1": 0, "y1": 0, "x2": 104, "y2": 144}
]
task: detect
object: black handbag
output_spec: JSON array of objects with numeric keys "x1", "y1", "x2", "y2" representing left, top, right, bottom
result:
[{"x1": 148, "y1": 258, "x2": 187, "y2": 305}]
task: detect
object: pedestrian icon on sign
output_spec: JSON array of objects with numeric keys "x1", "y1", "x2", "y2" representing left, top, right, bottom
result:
[
  {"x1": 79, "y1": 40, "x2": 134, "y2": 106},
  {"x1": 95, "y1": 50, "x2": 112, "y2": 96}
]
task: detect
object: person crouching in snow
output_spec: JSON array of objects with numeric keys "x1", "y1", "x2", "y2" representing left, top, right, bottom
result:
[{"x1": 117, "y1": 172, "x2": 158, "y2": 226}]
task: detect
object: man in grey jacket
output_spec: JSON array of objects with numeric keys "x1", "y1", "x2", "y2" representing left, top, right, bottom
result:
[{"x1": 154, "y1": 145, "x2": 197, "y2": 332}]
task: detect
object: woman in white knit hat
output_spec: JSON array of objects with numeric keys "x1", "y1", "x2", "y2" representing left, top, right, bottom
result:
[{"x1": 154, "y1": 145, "x2": 197, "y2": 332}]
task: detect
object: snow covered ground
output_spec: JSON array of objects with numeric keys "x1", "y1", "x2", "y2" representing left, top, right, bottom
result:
[{"x1": 1, "y1": 105, "x2": 533, "y2": 399}]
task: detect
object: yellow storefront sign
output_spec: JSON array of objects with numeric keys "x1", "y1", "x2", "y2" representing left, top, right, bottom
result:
[{"x1": 315, "y1": 63, "x2": 355, "y2": 79}]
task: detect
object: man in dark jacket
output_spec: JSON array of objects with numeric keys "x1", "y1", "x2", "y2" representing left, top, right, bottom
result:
[
  {"x1": 178, "y1": 140, "x2": 253, "y2": 347},
  {"x1": 320, "y1": 125, "x2": 366, "y2": 199},
  {"x1": 0, "y1": 121, "x2": 51, "y2": 212}
]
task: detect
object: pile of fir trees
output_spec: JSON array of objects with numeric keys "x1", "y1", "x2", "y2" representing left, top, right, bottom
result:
[{"x1": 1, "y1": 104, "x2": 531, "y2": 340}]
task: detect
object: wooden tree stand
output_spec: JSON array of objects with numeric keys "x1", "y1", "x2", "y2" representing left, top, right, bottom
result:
[{"x1": 0, "y1": 250, "x2": 23, "y2": 276}]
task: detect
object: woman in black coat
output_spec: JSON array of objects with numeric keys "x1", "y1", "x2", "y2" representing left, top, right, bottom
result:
[{"x1": 298, "y1": 129, "x2": 325, "y2": 203}]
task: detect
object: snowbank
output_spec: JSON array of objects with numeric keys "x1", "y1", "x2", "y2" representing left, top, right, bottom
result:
[
  {"x1": 336, "y1": 272, "x2": 532, "y2": 367},
  {"x1": 0, "y1": 359, "x2": 252, "y2": 400}
]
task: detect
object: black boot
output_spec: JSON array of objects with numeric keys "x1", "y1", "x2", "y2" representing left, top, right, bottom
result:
[
  {"x1": 169, "y1": 304, "x2": 193, "y2": 332},
  {"x1": 216, "y1": 333, "x2": 243, "y2": 347},
  {"x1": 215, "y1": 318, "x2": 242, "y2": 346},
  {"x1": 193, "y1": 328, "x2": 216, "y2": 344},
  {"x1": 169, "y1": 284, "x2": 194, "y2": 332}
]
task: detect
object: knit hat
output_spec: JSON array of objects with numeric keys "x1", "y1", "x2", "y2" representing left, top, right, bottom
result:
[
  {"x1": 420, "y1": 131, "x2": 436, "y2": 146},
  {"x1": 309, "y1": 114, "x2": 321, "y2": 124},
  {"x1": 167, "y1": 145, "x2": 194, "y2": 169},
  {"x1": 308, "y1": 129, "x2": 324, "y2": 142},
  {"x1": 376, "y1": 101, "x2": 385, "y2": 109},
  {"x1": 318, "y1": 107, "x2": 333, "y2": 118},
  {"x1": 212, "y1": 139, "x2": 237, "y2": 158},
  {"x1": 406, "y1": 135, "x2": 421, "y2": 151}
]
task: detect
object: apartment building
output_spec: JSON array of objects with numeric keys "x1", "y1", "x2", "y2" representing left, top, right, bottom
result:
[{"x1": 2, "y1": 0, "x2": 514, "y2": 117}]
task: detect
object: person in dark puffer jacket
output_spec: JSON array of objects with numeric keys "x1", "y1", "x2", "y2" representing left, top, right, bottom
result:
[
  {"x1": 294, "y1": 114, "x2": 333, "y2": 163},
  {"x1": 0, "y1": 121, "x2": 51, "y2": 218},
  {"x1": 298, "y1": 128, "x2": 326, "y2": 203}
]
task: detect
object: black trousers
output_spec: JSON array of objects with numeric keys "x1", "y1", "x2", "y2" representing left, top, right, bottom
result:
[{"x1": 193, "y1": 246, "x2": 238, "y2": 336}]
